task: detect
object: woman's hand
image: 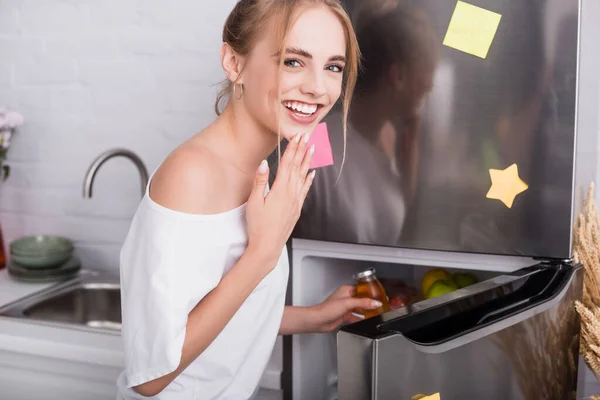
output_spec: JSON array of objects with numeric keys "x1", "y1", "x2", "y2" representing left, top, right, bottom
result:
[
  {"x1": 246, "y1": 132, "x2": 315, "y2": 271},
  {"x1": 309, "y1": 285, "x2": 383, "y2": 333}
]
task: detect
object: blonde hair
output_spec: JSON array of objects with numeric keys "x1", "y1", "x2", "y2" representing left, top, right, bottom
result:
[{"x1": 215, "y1": 0, "x2": 360, "y2": 170}]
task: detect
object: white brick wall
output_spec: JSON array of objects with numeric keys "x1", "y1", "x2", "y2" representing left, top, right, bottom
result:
[{"x1": 0, "y1": 0, "x2": 238, "y2": 271}]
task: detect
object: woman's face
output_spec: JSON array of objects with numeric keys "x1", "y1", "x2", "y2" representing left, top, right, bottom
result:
[{"x1": 241, "y1": 6, "x2": 347, "y2": 140}]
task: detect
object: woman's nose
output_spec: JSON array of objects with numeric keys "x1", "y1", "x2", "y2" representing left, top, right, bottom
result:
[{"x1": 300, "y1": 69, "x2": 327, "y2": 98}]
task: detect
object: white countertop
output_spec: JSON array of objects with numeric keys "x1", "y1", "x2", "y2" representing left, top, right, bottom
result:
[{"x1": 0, "y1": 268, "x2": 59, "y2": 308}]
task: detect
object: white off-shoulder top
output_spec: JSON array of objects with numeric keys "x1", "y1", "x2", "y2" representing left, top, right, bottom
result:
[{"x1": 116, "y1": 184, "x2": 288, "y2": 400}]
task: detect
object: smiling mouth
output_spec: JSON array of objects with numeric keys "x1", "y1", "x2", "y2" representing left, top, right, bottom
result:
[{"x1": 283, "y1": 101, "x2": 322, "y2": 118}]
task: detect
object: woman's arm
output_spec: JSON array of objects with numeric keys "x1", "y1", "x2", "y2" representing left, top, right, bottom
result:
[
  {"x1": 278, "y1": 285, "x2": 382, "y2": 335},
  {"x1": 134, "y1": 248, "x2": 273, "y2": 397},
  {"x1": 279, "y1": 306, "x2": 318, "y2": 335}
]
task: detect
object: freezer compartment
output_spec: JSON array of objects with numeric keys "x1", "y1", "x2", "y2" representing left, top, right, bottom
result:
[
  {"x1": 337, "y1": 262, "x2": 582, "y2": 400},
  {"x1": 288, "y1": 239, "x2": 530, "y2": 400}
]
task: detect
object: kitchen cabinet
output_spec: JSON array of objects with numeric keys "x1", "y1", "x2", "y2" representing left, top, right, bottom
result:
[
  {"x1": 0, "y1": 352, "x2": 282, "y2": 399},
  {"x1": 0, "y1": 319, "x2": 122, "y2": 400},
  {"x1": 0, "y1": 350, "x2": 117, "y2": 400},
  {"x1": 0, "y1": 317, "x2": 283, "y2": 400}
]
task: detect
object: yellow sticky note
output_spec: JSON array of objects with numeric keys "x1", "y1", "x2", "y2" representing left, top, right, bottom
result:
[
  {"x1": 413, "y1": 394, "x2": 441, "y2": 400},
  {"x1": 486, "y1": 164, "x2": 528, "y2": 208},
  {"x1": 443, "y1": 1, "x2": 502, "y2": 59}
]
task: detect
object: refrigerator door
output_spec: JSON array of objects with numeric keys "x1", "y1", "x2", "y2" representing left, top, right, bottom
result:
[
  {"x1": 287, "y1": 0, "x2": 583, "y2": 260},
  {"x1": 337, "y1": 263, "x2": 582, "y2": 400}
]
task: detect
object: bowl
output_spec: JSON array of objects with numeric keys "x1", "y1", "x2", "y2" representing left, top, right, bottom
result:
[{"x1": 10, "y1": 235, "x2": 74, "y2": 269}]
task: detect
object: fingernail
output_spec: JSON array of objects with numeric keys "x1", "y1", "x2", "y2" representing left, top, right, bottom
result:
[
  {"x1": 351, "y1": 312, "x2": 366, "y2": 320},
  {"x1": 304, "y1": 132, "x2": 311, "y2": 143},
  {"x1": 258, "y1": 160, "x2": 268, "y2": 174},
  {"x1": 371, "y1": 300, "x2": 382, "y2": 308},
  {"x1": 310, "y1": 170, "x2": 316, "y2": 179},
  {"x1": 309, "y1": 145, "x2": 315, "y2": 155},
  {"x1": 294, "y1": 133, "x2": 301, "y2": 143}
]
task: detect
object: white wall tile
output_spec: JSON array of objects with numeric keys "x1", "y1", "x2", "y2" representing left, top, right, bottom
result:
[
  {"x1": 0, "y1": 7, "x2": 18, "y2": 34},
  {"x1": 15, "y1": 59, "x2": 77, "y2": 85},
  {"x1": 19, "y1": 2, "x2": 90, "y2": 35},
  {"x1": 0, "y1": 64, "x2": 12, "y2": 86}
]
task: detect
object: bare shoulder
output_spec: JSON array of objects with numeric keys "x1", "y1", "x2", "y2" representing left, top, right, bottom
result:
[{"x1": 149, "y1": 142, "x2": 226, "y2": 214}]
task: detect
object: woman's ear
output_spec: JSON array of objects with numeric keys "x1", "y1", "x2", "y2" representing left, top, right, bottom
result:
[{"x1": 221, "y1": 43, "x2": 245, "y2": 84}]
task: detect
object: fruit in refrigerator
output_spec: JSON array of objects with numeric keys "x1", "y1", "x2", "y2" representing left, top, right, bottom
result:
[
  {"x1": 389, "y1": 294, "x2": 410, "y2": 310},
  {"x1": 453, "y1": 272, "x2": 478, "y2": 288},
  {"x1": 425, "y1": 279, "x2": 459, "y2": 299},
  {"x1": 421, "y1": 268, "x2": 452, "y2": 296},
  {"x1": 380, "y1": 278, "x2": 420, "y2": 308}
]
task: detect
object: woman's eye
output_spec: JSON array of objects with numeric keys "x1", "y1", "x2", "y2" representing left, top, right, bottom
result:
[
  {"x1": 327, "y1": 64, "x2": 344, "y2": 73},
  {"x1": 284, "y1": 59, "x2": 302, "y2": 68}
]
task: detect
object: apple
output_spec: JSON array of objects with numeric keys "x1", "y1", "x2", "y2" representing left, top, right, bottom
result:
[{"x1": 389, "y1": 294, "x2": 410, "y2": 310}]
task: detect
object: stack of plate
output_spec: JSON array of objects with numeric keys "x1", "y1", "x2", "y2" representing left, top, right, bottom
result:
[{"x1": 7, "y1": 235, "x2": 81, "y2": 283}]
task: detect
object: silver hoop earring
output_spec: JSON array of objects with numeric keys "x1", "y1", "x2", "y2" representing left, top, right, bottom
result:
[{"x1": 233, "y1": 83, "x2": 244, "y2": 100}]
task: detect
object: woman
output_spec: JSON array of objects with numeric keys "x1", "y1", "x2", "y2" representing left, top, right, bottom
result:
[{"x1": 116, "y1": 1, "x2": 381, "y2": 399}]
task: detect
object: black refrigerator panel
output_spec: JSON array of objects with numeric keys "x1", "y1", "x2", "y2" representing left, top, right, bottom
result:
[
  {"x1": 291, "y1": 0, "x2": 583, "y2": 259},
  {"x1": 337, "y1": 262, "x2": 583, "y2": 400}
]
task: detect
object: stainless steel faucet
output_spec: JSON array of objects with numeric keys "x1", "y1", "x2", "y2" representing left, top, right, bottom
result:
[{"x1": 83, "y1": 148, "x2": 149, "y2": 199}]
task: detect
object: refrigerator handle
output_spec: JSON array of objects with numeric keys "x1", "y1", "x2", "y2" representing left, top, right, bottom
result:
[
  {"x1": 476, "y1": 265, "x2": 561, "y2": 325},
  {"x1": 476, "y1": 298, "x2": 529, "y2": 324}
]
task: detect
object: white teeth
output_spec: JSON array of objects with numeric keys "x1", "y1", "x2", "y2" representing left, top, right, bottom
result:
[
  {"x1": 283, "y1": 101, "x2": 318, "y2": 115},
  {"x1": 305, "y1": 104, "x2": 317, "y2": 113}
]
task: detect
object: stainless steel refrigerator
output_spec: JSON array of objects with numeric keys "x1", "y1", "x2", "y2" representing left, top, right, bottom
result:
[{"x1": 280, "y1": 0, "x2": 600, "y2": 399}]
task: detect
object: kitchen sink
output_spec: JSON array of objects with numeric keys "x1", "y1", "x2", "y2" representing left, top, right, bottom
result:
[{"x1": 0, "y1": 270, "x2": 122, "y2": 334}]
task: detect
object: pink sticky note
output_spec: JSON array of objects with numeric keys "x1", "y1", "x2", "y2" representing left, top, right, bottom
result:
[{"x1": 307, "y1": 122, "x2": 334, "y2": 169}]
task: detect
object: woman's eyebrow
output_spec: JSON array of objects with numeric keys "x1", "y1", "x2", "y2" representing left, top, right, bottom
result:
[
  {"x1": 286, "y1": 47, "x2": 313, "y2": 58},
  {"x1": 273, "y1": 47, "x2": 313, "y2": 58},
  {"x1": 328, "y1": 55, "x2": 346, "y2": 63},
  {"x1": 273, "y1": 47, "x2": 346, "y2": 63}
]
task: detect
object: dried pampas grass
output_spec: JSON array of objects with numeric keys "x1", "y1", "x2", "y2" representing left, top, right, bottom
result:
[
  {"x1": 491, "y1": 182, "x2": 600, "y2": 400},
  {"x1": 493, "y1": 297, "x2": 580, "y2": 400},
  {"x1": 574, "y1": 183, "x2": 600, "y2": 391}
]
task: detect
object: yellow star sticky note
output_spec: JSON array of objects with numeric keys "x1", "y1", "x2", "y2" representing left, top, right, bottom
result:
[
  {"x1": 412, "y1": 394, "x2": 441, "y2": 400},
  {"x1": 486, "y1": 164, "x2": 528, "y2": 208},
  {"x1": 443, "y1": 1, "x2": 502, "y2": 59}
]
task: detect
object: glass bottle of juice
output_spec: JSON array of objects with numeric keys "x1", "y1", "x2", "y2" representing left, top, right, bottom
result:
[{"x1": 353, "y1": 268, "x2": 391, "y2": 318}]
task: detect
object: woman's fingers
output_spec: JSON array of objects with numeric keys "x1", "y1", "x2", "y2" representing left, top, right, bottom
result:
[
  {"x1": 300, "y1": 170, "x2": 316, "y2": 203},
  {"x1": 292, "y1": 132, "x2": 311, "y2": 172},
  {"x1": 328, "y1": 284, "x2": 356, "y2": 301},
  {"x1": 274, "y1": 131, "x2": 314, "y2": 195},
  {"x1": 299, "y1": 144, "x2": 314, "y2": 190},
  {"x1": 272, "y1": 133, "x2": 301, "y2": 188},
  {"x1": 279, "y1": 133, "x2": 302, "y2": 173},
  {"x1": 346, "y1": 297, "x2": 383, "y2": 310}
]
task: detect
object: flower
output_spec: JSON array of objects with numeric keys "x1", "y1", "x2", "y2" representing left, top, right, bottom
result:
[
  {"x1": 0, "y1": 106, "x2": 25, "y2": 181},
  {"x1": 0, "y1": 107, "x2": 24, "y2": 131},
  {"x1": 0, "y1": 130, "x2": 11, "y2": 149}
]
